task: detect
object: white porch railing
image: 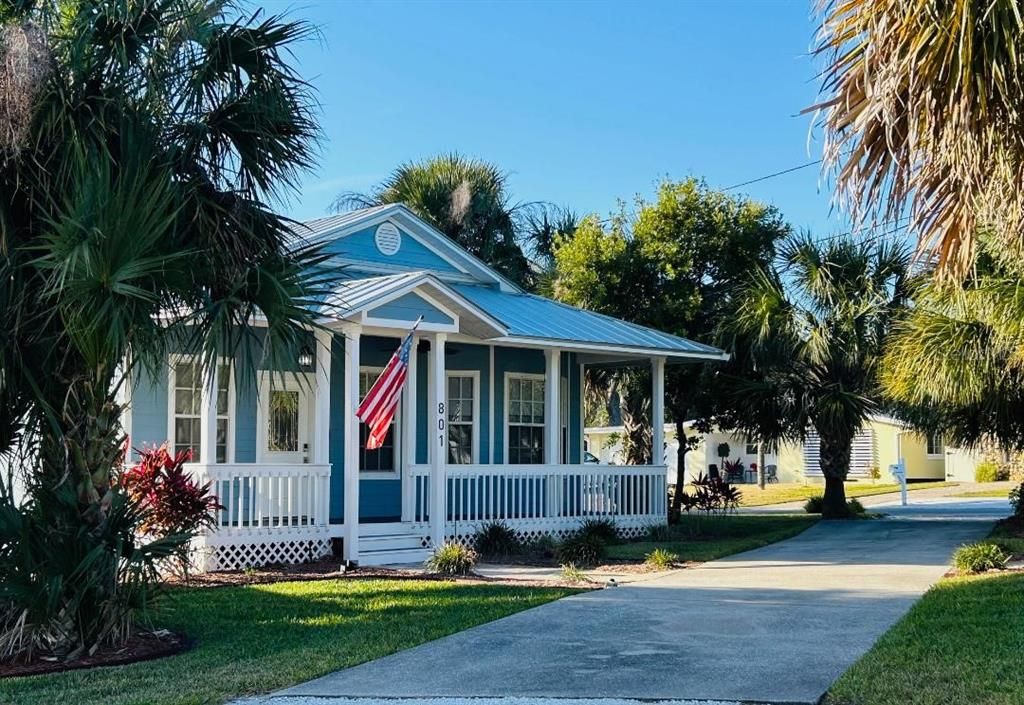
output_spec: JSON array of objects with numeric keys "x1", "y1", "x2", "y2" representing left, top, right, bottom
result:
[
  {"x1": 410, "y1": 464, "x2": 668, "y2": 542},
  {"x1": 187, "y1": 463, "x2": 333, "y2": 570}
]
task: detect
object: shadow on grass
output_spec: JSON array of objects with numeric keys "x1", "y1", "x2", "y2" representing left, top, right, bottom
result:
[{"x1": 4, "y1": 579, "x2": 576, "y2": 705}]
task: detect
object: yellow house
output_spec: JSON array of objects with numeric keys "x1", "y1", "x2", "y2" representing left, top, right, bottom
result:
[{"x1": 584, "y1": 414, "x2": 953, "y2": 485}]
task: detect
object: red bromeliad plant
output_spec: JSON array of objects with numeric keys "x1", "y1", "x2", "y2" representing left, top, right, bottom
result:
[{"x1": 120, "y1": 446, "x2": 221, "y2": 576}]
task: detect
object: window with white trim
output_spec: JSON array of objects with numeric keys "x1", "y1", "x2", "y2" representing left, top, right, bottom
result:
[
  {"x1": 447, "y1": 374, "x2": 476, "y2": 464},
  {"x1": 508, "y1": 375, "x2": 544, "y2": 464},
  {"x1": 359, "y1": 368, "x2": 397, "y2": 473},
  {"x1": 926, "y1": 433, "x2": 944, "y2": 457},
  {"x1": 171, "y1": 359, "x2": 230, "y2": 462}
]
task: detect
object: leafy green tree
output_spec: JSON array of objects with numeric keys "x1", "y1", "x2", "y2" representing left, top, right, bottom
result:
[
  {"x1": 553, "y1": 178, "x2": 789, "y2": 512},
  {"x1": 731, "y1": 234, "x2": 912, "y2": 517},
  {"x1": 0, "y1": 0, "x2": 326, "y2": 657},
  {"x1": 336, "y1": 153, "x2": 535, "y2": 286}
]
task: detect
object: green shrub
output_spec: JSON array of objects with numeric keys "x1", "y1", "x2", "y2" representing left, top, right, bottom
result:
[
  {"x1": 578, "y1": 518, "x2": 619, "y2": 544},
  {"x1": 645, "y1": 523, "x2": 673, "y2": 542},
  {"x1": 473, "y1": 521, "x2": 520, "y2": 558},
  {"x1": 425, "y1": 542, "x2": 477, "y2": 575},
  {"x1": 975, "y1": 460, "x2": 1004, "y2": 483},
  {"x1": 953, "y1": 542, "x2": 1008, "y2": 574},
  {"x1": 804, "y1": 495, "x2": 824, "y2": 514},
  {"x1": 557, "y1": 534, "x2": 606, "y2": 566},
  {"x1": 644, "y1": 548, "x2": 680, "y2": 570},
  {"x1": 559, "y1": 563, "x2": 590, "y2": 583},
  {"x1": 523, "y1": 534, "x2": 558, "y2": 560},
  {"x1": 1010, "y1": 482, "x2": 1024, "y2": 517},
  {"x1": 804, "y1": 495, "x2": 865, "y2": 515}
]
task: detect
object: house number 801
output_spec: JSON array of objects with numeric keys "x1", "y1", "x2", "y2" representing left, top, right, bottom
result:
[{"x1": 437, "y1": 402, "x2": 446, "y2": 446}]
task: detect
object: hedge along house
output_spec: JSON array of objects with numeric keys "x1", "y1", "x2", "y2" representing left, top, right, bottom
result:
[{"x1": 125, "y1": 204, "x2": 728, "y2": 569}]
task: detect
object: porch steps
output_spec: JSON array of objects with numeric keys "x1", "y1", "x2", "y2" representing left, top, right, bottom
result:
[{"x1": 358, "y1": 523, "x2": 431, "y2": 567}]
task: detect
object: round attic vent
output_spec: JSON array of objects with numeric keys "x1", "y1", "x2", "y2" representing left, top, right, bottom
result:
[{"x1": 374, "y1": 222, "x2": 402, "y2": 256}]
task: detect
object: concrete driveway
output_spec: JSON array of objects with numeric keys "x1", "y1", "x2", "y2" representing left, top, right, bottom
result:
[{"x1": 256, "y1": 498, "x2": 1008, "y2": 705}]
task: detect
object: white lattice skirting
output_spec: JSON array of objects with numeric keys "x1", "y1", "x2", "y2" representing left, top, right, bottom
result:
[
  {"x1": 437, "y1": 516, "x2": 657, "y2": 548},
  {"x1": 195, "y1": 531, "x2": 333, "y2": 572}
]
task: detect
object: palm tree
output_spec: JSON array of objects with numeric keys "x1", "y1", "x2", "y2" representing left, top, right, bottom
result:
[
  {"x1": 335, "y1": 154, "x2": 534, "y2": 286},
  {"x1": 0, "y1": 0, "x2": 326, "y2": 657},
  {"x1": 812, "y1": 0, "x2": 1024, "y2": 278},
  {"x1": 882, "y1": 233, "x2": 1024, "y2": 449},
  {"x1": 731, "y1": 234, "x2": 912, "y2": 517}
]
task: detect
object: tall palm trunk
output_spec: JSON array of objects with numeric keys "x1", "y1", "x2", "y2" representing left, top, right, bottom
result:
[
  {"x1": 818, "y1": 433, "x2": 852, "y2": 518},
  {"x1": 620, "y1": 391, "x2": 651, "y2": 465},
  {"x1": 757, "y1": 443, "x2": 766, "y2": 489}
]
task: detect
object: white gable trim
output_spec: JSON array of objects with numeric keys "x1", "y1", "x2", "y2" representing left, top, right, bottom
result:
[{"x1": 311, "y1": 204, "x2": 522, "y2": 293}]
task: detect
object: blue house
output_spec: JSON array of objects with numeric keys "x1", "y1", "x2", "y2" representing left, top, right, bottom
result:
[{"x1": 125, "y1": 204, "x2": 727, "y2": 569}]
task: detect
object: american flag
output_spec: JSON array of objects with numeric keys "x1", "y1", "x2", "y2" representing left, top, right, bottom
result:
[{"x1": 356, "y1": 322, "x2": 419, "y2": 450}]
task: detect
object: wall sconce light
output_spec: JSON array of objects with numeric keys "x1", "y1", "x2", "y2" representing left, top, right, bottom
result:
[{"x1": 297, "y1": 346, "x2": 314, "y2": 368}]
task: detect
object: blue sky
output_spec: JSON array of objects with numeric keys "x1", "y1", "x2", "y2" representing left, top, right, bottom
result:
[{"x1": 262, "y1": 0, "x2": 845, "y2": 235}]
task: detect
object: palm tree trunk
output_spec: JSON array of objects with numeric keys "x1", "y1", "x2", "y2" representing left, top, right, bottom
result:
[
  {"x1": 757, "y1": 443, "x2": 766, "y2": 489},
  {"x1": 818, "y1": 433, "x2": 852, "y2": 518},
  {"x1": 620, "y1": 390, "x2": 651, "y2": 466}
]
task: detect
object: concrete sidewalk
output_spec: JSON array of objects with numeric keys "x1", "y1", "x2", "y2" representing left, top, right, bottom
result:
[{"x1": 249, "y1": 498, "x2": 1007, "y2": 705}]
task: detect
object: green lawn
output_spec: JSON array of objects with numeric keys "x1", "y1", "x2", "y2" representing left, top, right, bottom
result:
[
  {"x1": 605, "y1": 514, "x2": 818, "y2": 561},
  {"x1": 953, "y1": 488, "x2": 1011, "y2": 498},
  {"x1": 6, "y1": 579, "x2": 576, "y2": 705},
  {"x1": 739, "y1": 481, "x2": 958, "y2": 507},
  {"x1": 826, "y1": 572, "x2": 1024, "y2": 705}
]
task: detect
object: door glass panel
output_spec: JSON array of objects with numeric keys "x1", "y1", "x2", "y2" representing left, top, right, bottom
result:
[{"x1": 268, "y1": 389, "x2": 300, "y2": 452}]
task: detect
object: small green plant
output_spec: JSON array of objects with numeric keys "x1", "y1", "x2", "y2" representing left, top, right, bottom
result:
[
  {"x1": 557, "y1": 534, "x2": 606, "y2": 566},
  {"x1": 975, "y1": 460, "x2": 1004, "y2": 483},
  {"x1": 559, "y1": 563, "x2": 591, "y2": 583},
  {"x1": 868, "y1": 465, "x2": 881, "y2": 482},
  {"x1": 578, "y1": 518, "x2": 619, "y2": 544},
  {"x1": 644, "y1": 547, "x2": 680, "y2": 570},
  {"x1": 645, "y1": 523, "x2": 673, "y2": 542},
  {"x1": 953, "y1": 542, "x2": 1009, "y2": 574},
  {"x1": 425, "y1": 542, "x2": 477, "y2": 575},
  {"x1": 804, "y1": 495, "x2": 866, "y2": 516},
  {"x1": 473, "y1": 521, "x2": 520, "y2": 558},
  {"x1": 523, "y1": 533, "x2": 558, "y2": 560},
  {"x1": 804, "y1": 495, "x2": 824, "y2": 514},
  {"x1": 1009, "y1": 482, "x2": 1024, "y2": 517}
]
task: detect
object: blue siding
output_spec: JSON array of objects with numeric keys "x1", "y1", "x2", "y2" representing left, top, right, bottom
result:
[
  {"x1": 328, "y1": 333, "x2": 346, "y2": 524},
  {"x1": 130, "y1": 366, "x2": 168, "y2": 457},
  {"x1": 492, "y1": 347, "x2": 545, "y2": 464},
  {"x1": 328, "y1": 224, "x2": 460, "y2": 273},
  {"x1": 367, "y1": 292, "x2": 454, "y2": 325}
]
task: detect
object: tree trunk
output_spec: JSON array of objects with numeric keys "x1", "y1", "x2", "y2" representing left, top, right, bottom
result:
[
  {"x1": 757, "y1": 443, "x2": 766, "y2": 489},
  {"x1": 671, "y1": 418, "x2": 689, "y2": 517},
  {"x1": 818, "y1": 433, "x2": 852, "y2": 518},
  {"x1": 619, "y1": 390, "x2": 651, "y2": 466}
]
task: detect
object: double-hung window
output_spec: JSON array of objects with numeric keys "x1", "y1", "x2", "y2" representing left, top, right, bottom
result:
[
  {"x1": 507, "y1": 375, "x2": 545, "y2": 464},
  {"x1": 170, "y1": 358, "x2": 231, "y2": 462},
  {"x1": 359, "y1": 368, "x2": 397, "y2": 473},
  {"x1": 447, "y1": 373, "x2": 477, "y2": 464},
  {"x1": 926, "y1": 433, "x2": 944, "y2": 457}
]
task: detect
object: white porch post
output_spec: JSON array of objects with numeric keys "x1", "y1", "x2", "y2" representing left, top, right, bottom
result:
[
  {"x1": 198, "y1": 361, "x2": 219, "y2": 465},
  {"x1": 428, "y1": 333, "x2": 447, "y2": 549},
  {"x1": 401, "y1": 333, "x2": 419, "y2": 522},
  {"x1": 343, "y1": 325, "x2": 361, "y2": 563},
  {"x1": 313, "y1": 329, "x2": 332, "y2": 466},
  {"x1": 544, "y1": 348, "x2": 561, "y2": 464},
  {"x1": 651, "y1": 357, "x2": 666, "y2": 465}
]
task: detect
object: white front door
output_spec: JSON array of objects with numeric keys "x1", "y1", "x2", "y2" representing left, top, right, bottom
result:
[{"x1": 258, "y1": 372, "x2": 315, "y2": 464}]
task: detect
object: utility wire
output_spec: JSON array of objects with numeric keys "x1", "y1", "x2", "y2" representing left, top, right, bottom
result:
[{"x1": 724, "y1": 158, "x2": 824, "y2": 190}]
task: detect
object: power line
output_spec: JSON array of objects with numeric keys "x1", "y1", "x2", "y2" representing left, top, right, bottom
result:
[{"x1": 724, "y1": 158, "x2": 823, "y2": 190}]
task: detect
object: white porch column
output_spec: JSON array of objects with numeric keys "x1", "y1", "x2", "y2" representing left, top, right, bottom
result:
[
  {"x1": 651, "y1": 357, "x2": 666, "y2": 465},
  {"x1": 343, "y1": 325, "x2": 361, "y2": 563},
  {"x1": 198, "y1": 361, "x2": 219, "y2": 465},
  {"x1": 401, "y1": 333, "x2": 419, "y2": 521},
  {"x1": 428, "y1": 333, "x2": 447, "y2": 549},
  {"x1": 544, "y1": 348, "x2": 561, "y2": 464},
  {"x1": 313, "y1": 329, "x2": 332, "y2": 465}
]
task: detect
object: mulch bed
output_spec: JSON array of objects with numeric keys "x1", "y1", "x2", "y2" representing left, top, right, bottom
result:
[
  {"x1": 165, "y1": 559, "x2": 598, "y2": 590},
  {"x1": 0, "y1": 630, "x2": 191, "y2": 679}
]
